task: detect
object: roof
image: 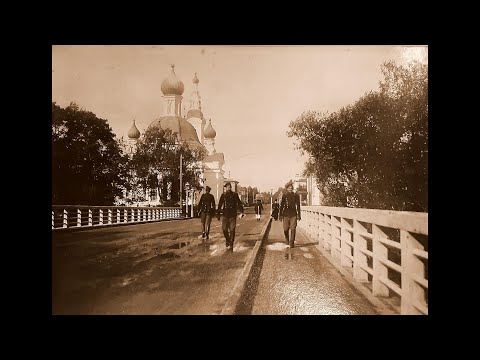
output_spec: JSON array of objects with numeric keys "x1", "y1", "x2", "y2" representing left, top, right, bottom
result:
[{"x1": 148, "y1": 116, "x2": 201, "y2": 144}]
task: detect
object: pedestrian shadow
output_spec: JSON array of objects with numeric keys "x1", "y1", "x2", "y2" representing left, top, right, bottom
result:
[{"x1": 295, "y1": 241, "x2": 319, "y2": 248}]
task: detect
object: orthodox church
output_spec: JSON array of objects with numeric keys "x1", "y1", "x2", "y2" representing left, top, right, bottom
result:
[{"x1": 124, "y1": 64, "x2": 226, "y2": 205}]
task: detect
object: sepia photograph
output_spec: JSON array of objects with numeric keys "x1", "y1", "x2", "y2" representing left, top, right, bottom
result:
[{"x1": 52, "y1": 45, "x2": 428, "y2": 315}]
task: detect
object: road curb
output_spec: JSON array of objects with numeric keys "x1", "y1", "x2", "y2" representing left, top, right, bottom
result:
[
  {"x1": 220, "y1": 217, "x2": 272, "y2": 315},
  {"x1": 297, "y1": 227, "x2": 399, "y2": 315}
]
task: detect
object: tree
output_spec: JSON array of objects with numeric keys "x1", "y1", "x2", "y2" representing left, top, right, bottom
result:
[
  {"x1": 129, "y1": 126, "x2": 206, "y2": 205},
  {"x1": 287, "y1": 61, "x2": 427, "y2": 212},
  {"x1": 52, "y1": 102, "x2": 129, "y2": 205}
]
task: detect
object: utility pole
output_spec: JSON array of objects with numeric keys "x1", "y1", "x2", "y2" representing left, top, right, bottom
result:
[{"x1": 180, "y1": 154, "x2": 183, "y2": 216}]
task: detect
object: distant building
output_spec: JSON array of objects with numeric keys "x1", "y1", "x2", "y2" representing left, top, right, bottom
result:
[
  {"x1": 291, "y1": 174, "x2": 323, "y2": 206},
  {"x1": 293, "y1": 174, "x2": 308, "y2": 206},
  {"x1": 306, "y1": 175, "x2": 323, "y2": 206}
]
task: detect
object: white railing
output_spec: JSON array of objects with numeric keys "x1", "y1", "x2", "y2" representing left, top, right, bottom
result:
[
  {"x1": 298, "y1": 206, "x2": 428, "y2": 315},
  {"x1": 52, "y1": 205, "x2": 183, "y2": 230}
]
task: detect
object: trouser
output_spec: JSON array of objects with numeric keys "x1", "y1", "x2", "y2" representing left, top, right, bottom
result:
[
  {"x1": 282, "y1": 215, "x2": 297, "y2": 247},
  {"x1": 222, "y1": 215, "x2": 237, "y2": 246},
  {"x1": 200, "y1": 211, "x2": 213, "y2": 236}
]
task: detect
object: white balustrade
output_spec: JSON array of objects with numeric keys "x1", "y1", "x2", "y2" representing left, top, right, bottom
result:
[
  {"x1": 298, "y1": 206, "x2": 428, "y2": 315},
  {"x1": 52, "y1": 205, "x2": 183, "y2": 231}
]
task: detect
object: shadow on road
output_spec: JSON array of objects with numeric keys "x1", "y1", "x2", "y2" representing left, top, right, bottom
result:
[{"x1": 233, "y1": 221, "x2": 272, "y2": 315}]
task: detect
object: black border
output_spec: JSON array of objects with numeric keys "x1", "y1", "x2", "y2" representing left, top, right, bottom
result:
[{"x1": 22, "y1": 22, "x2": 439, "y2": 342}]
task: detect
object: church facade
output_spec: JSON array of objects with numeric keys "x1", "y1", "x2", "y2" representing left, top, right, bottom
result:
[{"x1": 123, "y1": 65, "x2": 226, "y2": 207}]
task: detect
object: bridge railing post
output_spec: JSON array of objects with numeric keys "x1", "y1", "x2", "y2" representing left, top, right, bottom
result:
[
  {"x1": 372, "y1": 224, "x2": 390, "y2": 297},
  {"x1": 124, "y1": 209, "x2": 128, "y2": 223},
  {"x1": 52, "y1": 210, "x2": 55, "y2": 229},
  {"x1": 108, "y1": 209, "x2": 112, "y2": 225},
  {"x1": 325, "y1": 214, "x2": 332, "y2": 252},
  {"x1": 341, "y1": 217, "x2": 353, "y2": 267},
  {"x1": 331, "y1": 215, "x2": 341, "y2": 261},
  {"x1": 353, "y1": 220, "x2": 369, "y2": 282},
  {"x1": 99, "y1": 209, "x2": 103, "y2": 225},
  {"x1": 63, "y1": 209, "x2": 68, "y2": 228},
  {"x1": 319, "y1": 212, "x2": 325, "y2": 248},
  {"x1": 401, "y1": 230, "x2": 428, "y2": 315},
  {"x1": 77, "y1": 209, "x2": 82, "y2": 227},
  {"x1": 88, "y1": 209, "x2": 92, "y2": 226}
]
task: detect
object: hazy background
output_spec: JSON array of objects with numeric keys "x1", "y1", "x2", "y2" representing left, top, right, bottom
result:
[{"x1": 52, "y1": 45, "x2": 427, "y2": 192}]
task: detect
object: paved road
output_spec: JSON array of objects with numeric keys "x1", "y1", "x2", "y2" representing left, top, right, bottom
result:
[
  {"x1": 250, "y1": 219, "x2": 379, "y2": 315},
  {"x1": 52, "y1": 207, "x2": 268, "y2": 315}
]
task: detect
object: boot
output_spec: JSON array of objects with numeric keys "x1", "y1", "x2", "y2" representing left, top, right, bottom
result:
[{"x1": 290, "y1": 228, "x2": 296, "y2": 248}]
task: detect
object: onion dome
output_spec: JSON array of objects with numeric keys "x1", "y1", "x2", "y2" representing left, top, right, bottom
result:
[
  {"x1": 161, "y1": 64, "x2": 184, "y2": 96},
  {"x1": 127, "y1": 119, "x2": 140, "y2": 139},
  {"x1": 187, "y1": 108, "x2": 203, "y2": 119},
  {"x1": 204, "y1": 119, "x2": 216, "y2": 139},
  {"x1": 193, "y1": 72, "x2": 199, "y2": 84}
]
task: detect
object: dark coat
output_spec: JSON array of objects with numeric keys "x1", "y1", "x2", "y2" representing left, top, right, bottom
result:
[
  {"x1": 271, "y1": 202, "x2": 280, "y2": 219},
  {"x1": 217, "y1": 191, "x2": 244, "y2": 218},
  {"x1": 254, "y1": 202, "x2": 264, "y2": 215},
  {"x1": 198, "y1": 193, "x2": 216, "y2": 215},
  {"x1": 279, "y1": 192, "x2": 301, "y2": 219}
]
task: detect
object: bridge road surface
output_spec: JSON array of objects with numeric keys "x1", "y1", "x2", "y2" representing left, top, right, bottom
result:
[
  {"x1": 52, "y1": 206, "x2": 269, "y2": 315},
  {"x1": 249, "y1": 219, "x2": 380, "y2": 315}
]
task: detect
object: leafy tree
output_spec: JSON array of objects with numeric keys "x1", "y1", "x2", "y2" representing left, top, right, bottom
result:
[
  {"x1": 52, "y1": 102, "x2": 129, "y2": 205},
  {"x1": 288, "y1": 61, "x2": 427, "y2": 212},
  {"x1": 129, "y1": 126, "x2": 206, "y2": 204}
]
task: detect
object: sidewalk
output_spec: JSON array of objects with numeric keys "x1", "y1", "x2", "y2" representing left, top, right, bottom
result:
[
  {"x1": 52, "y1": 214, "x2": 269, "y2": 315},
  {"x1": 250, "y1": 219, "x2": 380, "y2": 314}
]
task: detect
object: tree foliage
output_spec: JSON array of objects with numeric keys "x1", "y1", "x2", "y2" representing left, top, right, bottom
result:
[
  {"x1": 129, "y1": 126, "x2": 206, "y2": 204},
  {"x1": 52, "y1": 102, "x2": 128, "y2": 205},
  {"x1": 287, "y1": 61, "x2": 428, "y2": 211}
]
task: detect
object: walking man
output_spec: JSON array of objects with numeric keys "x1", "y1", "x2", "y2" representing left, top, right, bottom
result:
[
  {"x1": 254, "y1": 199, "x2": 263, "y2": 221},
  {"x1": 197, "y1": 186, "x2": 216, "y2": 241},
  {"x1": 217, "y1": 182, "x2": 244, "y2": 251},
  {"x1": 271, "y1": 199, "x2": 280, "y2": 220},
  {"x1": 279, "y1": 181, "x2": 301, "y2": 248}
]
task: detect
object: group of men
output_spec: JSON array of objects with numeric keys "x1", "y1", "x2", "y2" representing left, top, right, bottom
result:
[{"x1": 197, "y1": 181, "x2": 301, "y2": 252}]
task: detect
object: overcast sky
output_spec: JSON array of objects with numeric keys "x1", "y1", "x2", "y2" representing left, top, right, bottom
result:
[{"x1": 52, "y1": 45, "x2": 427, "y2": 192}]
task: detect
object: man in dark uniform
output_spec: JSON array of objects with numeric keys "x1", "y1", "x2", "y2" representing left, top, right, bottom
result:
[
  {"x1": 197, "y1": 186, "x2": 216, "y2": 240},
  {"x1": 279, "y1": 181, "x2": 301, "y2": 248},
  {"x1": 271, "y1": 199, "x2": 280, "y2": 220},
  {"x1": 254, "y1": 199, "x2": 264, "y2": 221},
  {"x1": 217, "y1": 182, "x2": 244, "y2": 251}
]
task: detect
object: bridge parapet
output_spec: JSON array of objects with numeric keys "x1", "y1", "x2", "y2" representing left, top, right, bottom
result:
[
  {"x1": 299, "y1": 206, "x2": 428, "y2": 315},
  {"x1": 52, "y1": 205, "x2": 183, "y2": 230}
]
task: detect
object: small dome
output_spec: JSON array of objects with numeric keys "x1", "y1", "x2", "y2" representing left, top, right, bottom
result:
[
  {"x1": 161, "y1": 64, "x2": 184, "y2": 96},
  {"x1": 193, "y1": 72, "x2": 199, "y2": 84},
  {"x1": 204, "y1": 119, "x2": 216, "y2": 139},
  {"x1": 127, "y1": 119, "x2": 140, "y2": 139}
]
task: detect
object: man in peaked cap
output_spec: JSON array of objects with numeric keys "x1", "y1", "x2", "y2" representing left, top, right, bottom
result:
[
  {"x1": 217, "y1": 182, "x2": 244, "y2": 252},
  {"x1": 197, "y1": 186, "x2": 216, "y2": 241},
  {"x1": 279, "y1": 181, "x2": 301, "y2": 248}
]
